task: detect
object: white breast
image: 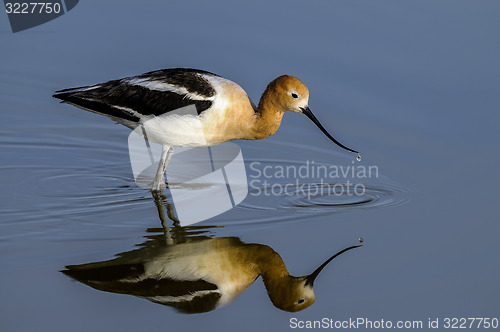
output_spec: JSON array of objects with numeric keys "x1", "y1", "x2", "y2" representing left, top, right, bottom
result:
[{"x1": 138, "y1": 74, "x2": 250, "y2": 147}]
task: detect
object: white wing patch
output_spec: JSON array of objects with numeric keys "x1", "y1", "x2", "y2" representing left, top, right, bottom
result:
[
  {"x1": 64, "y1": 84, "x2": 102, "y2": 93},
  {"x1": 112, "y1": 104, "x2": 145, "y2": 119},
  {"x1": 145, "y1": 290, "x2": 221, "y2": 304},
  {"x1": 126, "y1": 77, "x2": 216, "y2": 101}
]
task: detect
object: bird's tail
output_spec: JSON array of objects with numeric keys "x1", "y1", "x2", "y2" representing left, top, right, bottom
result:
[{"x1": 53, "y1": 83, "x2": 141, "y2": 125}]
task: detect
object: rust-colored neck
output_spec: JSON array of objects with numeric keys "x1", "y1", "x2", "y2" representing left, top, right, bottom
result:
[
  {"x1": 247, "y1": 244, "x2": 290, "y2": 287},
  {"x1": 247, "y1": 83, "x2": 285, "y2": 140}
]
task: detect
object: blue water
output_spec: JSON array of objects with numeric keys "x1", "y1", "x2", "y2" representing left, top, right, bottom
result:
[{"x1": 1, "y1": 1, "x2": 499, "y2": 331}]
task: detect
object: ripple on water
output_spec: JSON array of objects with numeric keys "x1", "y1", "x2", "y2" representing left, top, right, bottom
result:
[
  {"x1": 215, "y1": 181, "x2": 406, "y2": 228},
  {"x1": 1, "y1": 128, "x2": 408, "y2": 237},
  {"x1": 207, "y1": 152, "x2": 407, "y2": 229},
  {"x1": 0, "y1": 127, "x2": 153, "y2": 240}
]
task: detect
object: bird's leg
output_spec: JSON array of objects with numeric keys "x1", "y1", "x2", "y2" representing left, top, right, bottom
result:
[
  {"x1": 153, "y1": 191, "x2": 180, "y2": 227},
  {"x1": 150, "y1": 145, "x2": 181, "y2": 237},
  {"x1": 167, "y1": 203, "x2": 180, "y2": 227},
  {"x1": 152, "y1": 190, "x2": 168, "y2": 229},
  {"x1": 151, "y1": 145, "x2": 174, "y2": 192},
  {"x1": 152, "y1": 190, "x2": 176, "y2": 244}
]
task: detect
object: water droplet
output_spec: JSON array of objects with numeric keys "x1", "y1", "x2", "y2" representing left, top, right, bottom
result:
[
  {"x1": 358, "y1": 237, "x2": 364, "y2": 243},
  {"x1": 356, "y1": 154, "x2": 361, "y2": 162}
]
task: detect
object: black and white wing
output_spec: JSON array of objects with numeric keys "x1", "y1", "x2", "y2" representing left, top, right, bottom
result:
[
  {"x1": 53, "y1": 68, "x2": 221, "y2": 126},
  {"x1": 62, "y1": 262, "x2": 222, "y2": 314}
]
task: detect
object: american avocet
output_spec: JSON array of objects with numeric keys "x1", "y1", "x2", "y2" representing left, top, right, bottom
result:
[
  {"x1": 53, "y1": 68, "x2": 359, "y2": 191},
  {"x1": 63, "y1": 234, "x2": 361, "y2": 313}
]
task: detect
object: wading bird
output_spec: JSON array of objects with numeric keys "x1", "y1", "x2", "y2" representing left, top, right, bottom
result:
[{"x1": 53, "y1": 68, "x2": 359, "y2": 191}]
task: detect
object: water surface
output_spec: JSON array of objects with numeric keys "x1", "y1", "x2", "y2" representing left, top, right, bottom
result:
[{"x1": 1, "y1": 1, "x2": 499, "y2": 331}]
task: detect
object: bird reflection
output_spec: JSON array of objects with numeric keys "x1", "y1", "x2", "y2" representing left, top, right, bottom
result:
[{"x1": 62, "y1": 227, "x2": 361, "y2": 313}]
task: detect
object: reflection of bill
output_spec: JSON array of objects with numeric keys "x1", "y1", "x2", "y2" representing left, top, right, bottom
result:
[{"x1": 128, "y1": 105, "x2": 248, "y2": 226}]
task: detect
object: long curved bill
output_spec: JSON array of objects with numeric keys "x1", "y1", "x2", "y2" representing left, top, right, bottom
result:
[
  {"x1": 301, "y1": 107, "x2": 359, "y2": 154},
  {"x1": 305, "y1": 245, "x2": 362, "y2": 286}
]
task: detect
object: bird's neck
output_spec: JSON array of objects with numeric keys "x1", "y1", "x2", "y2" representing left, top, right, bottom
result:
[
  {"x1": 247, "y1": 244, "x2": 290, "y2": 289},
  {"x1": 250, "y1": 245, "x2": 303, "y2": 309},
  {"x1": 247, "y1": 94, "x2": 284, "y2": 140}
]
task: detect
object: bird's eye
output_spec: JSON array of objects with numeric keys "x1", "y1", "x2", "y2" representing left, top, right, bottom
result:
[
  {"x1": 291, "y1": 92, "x2": 299, "y2": 99},
  {"x1": 297, "y1": 298, "x2": 305, "y2": 304}
]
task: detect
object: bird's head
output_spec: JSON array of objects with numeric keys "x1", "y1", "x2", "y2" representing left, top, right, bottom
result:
[
  {"x1": 265, "y1": 245, "x2": 362, "y2": 312},
  {"x1": 264, "y1": 75, "x2": 359, "y2": 155}
]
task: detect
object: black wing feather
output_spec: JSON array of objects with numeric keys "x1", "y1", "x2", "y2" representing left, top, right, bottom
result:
[
  {"x1": 53, "y1": 68, "x2": 218, "y2": 121},
  {"x1": 136, "y1": 68, "x2": 219, "y2": 97},
  {"x1": 154, "y1": 292, "x2": 222, "y2": 314},
  {"x1": 62, "y1": 265, "x2": 217, "y2": 297}
]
